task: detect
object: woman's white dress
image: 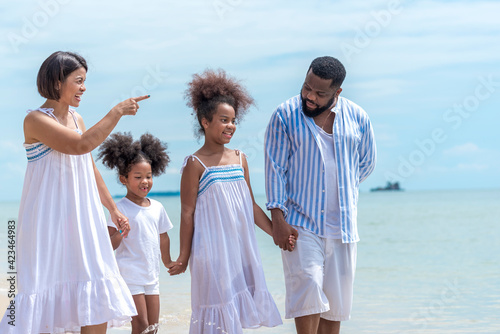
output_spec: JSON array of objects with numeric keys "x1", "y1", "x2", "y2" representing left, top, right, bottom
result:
[
  {"x1": 0, "y1": 108, "x2": 136, "y2": 333},
  {"x1": 183, "y1": 153, "x2": 282, "y2": 334}
]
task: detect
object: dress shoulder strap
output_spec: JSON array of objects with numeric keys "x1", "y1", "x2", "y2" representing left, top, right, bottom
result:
[
  {"x1": 28, "y1": 108, "x2": 60, "y2": 123},
  {"x1": 180, "y1": 154, "x2": 207, "y2": 174},
  {"x1": 191, "y1": 155, "x2": 208, "y2": 169},
  {"x1": 68, "y1": 108, "x2": 80, "y2": 129},
  {"x1": 236, "y1": 150, "x2": 242, "y2": 166},
  {"x1": 235, "y1": 149, "x2": 247, "y2": 166}
]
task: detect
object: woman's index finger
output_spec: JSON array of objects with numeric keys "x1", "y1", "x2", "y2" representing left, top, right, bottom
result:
[{"x1": 132, "y1": 95, "x2": 151, "y2": 102}]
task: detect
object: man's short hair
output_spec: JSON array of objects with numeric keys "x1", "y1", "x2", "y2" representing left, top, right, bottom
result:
[
  {"x1": 37, "y1": 51, "x2": 88, "y2": 101},
  {"x1": 308, "y1": 56, "x2": 346, "y2": 88}
]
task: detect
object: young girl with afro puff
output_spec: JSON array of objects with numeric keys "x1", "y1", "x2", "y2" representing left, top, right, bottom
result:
[
  {"x1": 169, "y1": 69, "x2": 295, "y2": 333},
  {"x1": 98, "y1": 132, "x2": 178, "y2": 334}
]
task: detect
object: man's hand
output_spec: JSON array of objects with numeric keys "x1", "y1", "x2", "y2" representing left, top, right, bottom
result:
[{"x1": 271, "y1": 209, "x2": 298, "y2": 252}]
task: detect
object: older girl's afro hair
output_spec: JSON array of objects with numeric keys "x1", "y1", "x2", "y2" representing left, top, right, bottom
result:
[{"x1": 185, "y1": 68, "x2": 254, "y2": 136}]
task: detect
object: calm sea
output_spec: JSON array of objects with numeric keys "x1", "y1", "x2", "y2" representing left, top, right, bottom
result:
[{"x1": 0, "y1": 189, "x2": 499, "y2": 333}]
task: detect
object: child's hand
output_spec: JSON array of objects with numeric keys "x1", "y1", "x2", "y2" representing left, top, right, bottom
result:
[
  {"x1": 168, "y1": 259, "x2": 188, "y2": 276},
  {"x1": 164, "y1": 260, "x2": 180, "y2": 271},
  {"x1": 288, "y1": 234, "x2": 296, "y2": 250}
]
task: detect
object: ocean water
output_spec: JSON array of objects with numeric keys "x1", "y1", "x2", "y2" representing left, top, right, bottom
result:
[{"x1": 0, "y1": 189, "x2": 499, "y2": 333}]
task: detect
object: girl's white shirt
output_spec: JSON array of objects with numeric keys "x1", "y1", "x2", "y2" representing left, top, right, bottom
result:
[{"x1": 107, "y1": 197, "x2": 173, "y2": 285}]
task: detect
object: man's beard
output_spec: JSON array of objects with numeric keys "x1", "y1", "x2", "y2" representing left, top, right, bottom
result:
[{"x1": 301, "y1": 93, "x2": 336, "y2": 118}]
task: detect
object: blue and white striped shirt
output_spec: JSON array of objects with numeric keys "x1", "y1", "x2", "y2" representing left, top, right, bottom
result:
[{"x1": 264, "y1": 95, "x2": 376, "y2": 243}]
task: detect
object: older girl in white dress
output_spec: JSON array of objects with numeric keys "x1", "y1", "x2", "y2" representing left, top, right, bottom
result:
[{"x1": 169, "y1": 69, "x2": 295, "y2": 334}]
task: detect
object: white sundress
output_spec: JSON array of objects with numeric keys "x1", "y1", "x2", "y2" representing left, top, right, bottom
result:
[
  {"x1": 182, "y1": 152, "x2": 282, "y2": 334},
  {"x1": 0, "y1": 108, "x2": 136, "y2": 333}
]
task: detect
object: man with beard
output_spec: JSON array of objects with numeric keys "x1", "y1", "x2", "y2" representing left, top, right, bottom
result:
[{"x1": 264, "y1": 56, "x2": 376, "y2": 334}]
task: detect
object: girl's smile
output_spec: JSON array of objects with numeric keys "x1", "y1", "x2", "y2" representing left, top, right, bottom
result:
[
  {"x1": 120, "y1": 161, "x2": 153, "y2": 206},
  {"x1": 222, "y1": 128, "x2": 234, "y2": 139},
  {"x1": 203, "y1": 103, "x2": 237, "y2": 144}
]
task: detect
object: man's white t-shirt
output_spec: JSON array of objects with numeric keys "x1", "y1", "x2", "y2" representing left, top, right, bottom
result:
[
  {"x1": 107, "y1": 197, "x2": 173, "y2": 285},
  {"x1": 315, "y1": 123, "x2": 342, "y2": 239}
]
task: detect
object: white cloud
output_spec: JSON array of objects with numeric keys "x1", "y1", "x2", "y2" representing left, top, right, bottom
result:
[
  {"x1": 349, "y1": 79, "x2": 407, "y2": 99},
  {"x1": 456, "y1": 163, "x2": 489, "y2": 171},
  {"x1": 0, "y1": 140, "x2": 24, "y2": 154},
  {"x1": 374, "y1": 132, "x2": 399, "y2": 146},
  {"x1": 427, "y1": 163, "x2": 489, "y2": 173},
  {"x1": 2, "y1": 0, "x2": 500, "y2": 78},
  {"x1": 164, "y1": 167, "x2": 180, "y2": 175},
  {"x1": 2, "y1": 0, "x2": 500, "y2": 198},
  {"x1": 443, "y1": 143, "x2": 480, "y2": 156}
]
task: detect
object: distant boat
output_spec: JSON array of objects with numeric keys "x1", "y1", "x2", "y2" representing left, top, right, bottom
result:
[{"x1": 370, "y1": 182, "x2": 403, "y2": 192}]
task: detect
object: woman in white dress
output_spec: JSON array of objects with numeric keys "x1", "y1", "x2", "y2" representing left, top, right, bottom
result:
[
  {"x1": 169, "y1": 69, "x2": 295, "y2": 334},
  {"x1": 0, "y1": 51, "x2": 149, "y2": 333}
]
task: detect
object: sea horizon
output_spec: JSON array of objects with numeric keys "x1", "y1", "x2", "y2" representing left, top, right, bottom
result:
[{"x1": 1, "y1": 186, "x2": 500, "y2": 205}]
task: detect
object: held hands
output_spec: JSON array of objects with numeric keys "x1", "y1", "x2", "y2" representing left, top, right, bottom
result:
[
  {"x1": 112, "y1": 95, "x2": 150, "y2": 116},
  {"x1": 110, "y1": 209, "x2": 131, "y2": 237},
  {"x1": 271, "y1": 209, "x2": 299, "y2": 252},
  {"x1": 274, "y1": 223, "x2": 298, "y2": 252},
  {"x1": 163, "y1": 259, "x2": 182, "y2": 272},
  {"x1": 168, "y1": 258, "x2": 188, "y2": 276}
]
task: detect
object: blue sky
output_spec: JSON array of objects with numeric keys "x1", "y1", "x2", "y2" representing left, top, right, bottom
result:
[{"x1": 1, "y1": 0, "x2": 499, "y2": 201}]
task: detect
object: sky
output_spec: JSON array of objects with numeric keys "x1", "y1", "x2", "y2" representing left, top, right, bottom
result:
[{"x1": 1, "y1": 0, "x2": 499, "y2": 201}]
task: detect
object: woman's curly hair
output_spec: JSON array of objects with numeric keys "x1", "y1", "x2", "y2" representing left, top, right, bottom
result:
[
  {"x1": 97, "y1": 132, "x2": 170, "y2": 178},
  {"x1": 185, "y1": 68, "x2": 254, "y2": 137}
]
